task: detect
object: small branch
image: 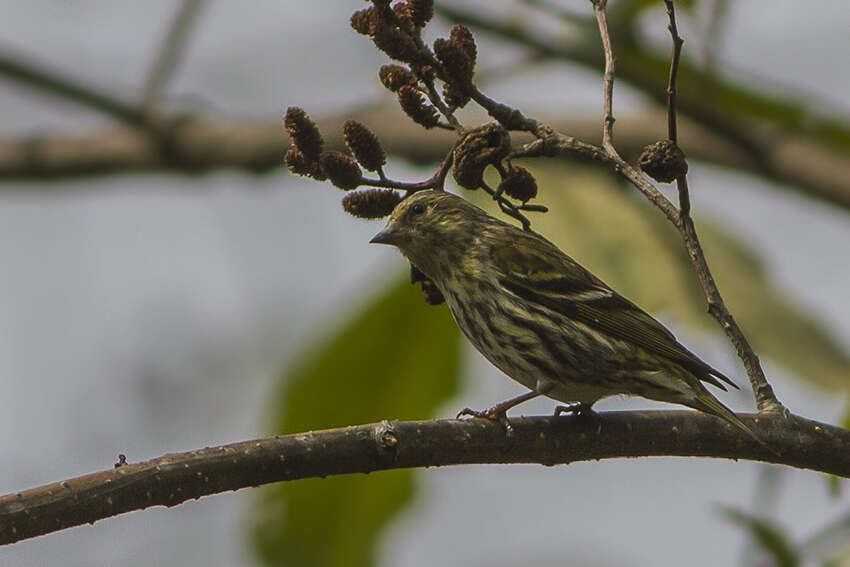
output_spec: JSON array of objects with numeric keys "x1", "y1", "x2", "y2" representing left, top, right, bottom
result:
[
  {"x1": 579, "y1": 0, "x2": 782, "y2": 412},
  {"x1": 429, "y1": 149, "x2": 455, "y2": 192},
  {"x1": 480, "y1": 179, "x2": 533, "y2": 230},
  {"x1": 664, "y1": 0, "x2": 683, "y2": 145},
  {"x1": 0, "y1": 50, "x2": 146, "y2": 127},
  {"x1": 437, "y1": 3, "x2": 850, "y2": 208},
  {"x1": 545, "y1": 135, "x2": 782, "y2": 410},
  {"x1": 140, "y1": 0, "x2": 207, "y2": 110},
  {"x1": 471, "y1": 88, "x2": 538, "y2": 132},
  {"x1": 361, "y1": 148, "x2": 455, "y2": 193},
  {"x1": 681, "y1": 215, "x2": 783, "y2": 412},
  {"x1": 584, "y1": 0, "x2": 678, "y2": 224},
  {"x1": 422, "y1": 79, "x2": 463, "y2": 131},
  {"x1": 663, "y1": 0, "x2": 690, "y2": 215},
  {"x1": 590, "y1": 0, "x2": 618, "y2": 155},
  {"x1": 661, "y1": 1, "x2": 782, "y2": 412},
  {"x1": 1, "y1": 412, "x2": 847, "y2": 545},
  {"x1": 699, "y1": 0, "x2": 729, "y2": 71}
]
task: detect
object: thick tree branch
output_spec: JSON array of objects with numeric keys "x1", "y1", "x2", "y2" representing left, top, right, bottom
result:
[
  {"x1": 0, "y1": 411, "x2": 846, "y2": 545},
  {"x1": 0, "y1": 106, "x2": 847, "y2": 214}
]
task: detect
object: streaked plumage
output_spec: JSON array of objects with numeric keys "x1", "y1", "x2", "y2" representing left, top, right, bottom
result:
[{"x1": 370, "y1": 190, "x2": 755, "y2": 438}]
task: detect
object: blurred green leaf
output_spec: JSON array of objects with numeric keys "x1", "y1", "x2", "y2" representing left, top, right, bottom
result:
[
  {"x1": 800, "y1": 507, "x2": 850, "y2": 564},
  {"x1": 478, "y1": 162, "x2": 850, "y2": 392},
  {"x1": 722, "y1": 507, "x2": 799, "y2": 567},
  {"x1": 252, "y1": 275, "x2": 462, "y2": 567},
  {"x1": 609, "y1": 0, "x2": 697, "y2": 30}
]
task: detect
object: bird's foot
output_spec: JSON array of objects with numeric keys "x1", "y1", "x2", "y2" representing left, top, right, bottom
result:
[
  {"x1": 457, "y1": 391, "x2": 543, "y2": 434},
  {"x1": 554, "y1": 403, "x2": 601, "y2": 434},
  {"x1": 457, "y1": 405, "x2": 512, "y2": 432},
  {"x1": 553, "y1": 402, "x2": 595, "y2": 417}
]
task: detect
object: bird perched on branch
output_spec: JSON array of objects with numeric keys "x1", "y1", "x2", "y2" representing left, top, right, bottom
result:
[{"x1": 370, "y1": 189, "x2": 758, "y2": 440}]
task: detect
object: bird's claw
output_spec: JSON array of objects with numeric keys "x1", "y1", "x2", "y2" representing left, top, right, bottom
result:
[
  {"x1": 553, "y1": 402, "x2": 594, "y2": 417},
  {"x1": 457, "y1": 406, "x2": 513, "y2": 433},
  {"x1": 554, "y1": 403, "x2": 601, "y2": 434}
]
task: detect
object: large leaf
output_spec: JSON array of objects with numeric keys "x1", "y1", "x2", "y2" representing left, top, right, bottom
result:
[
  {"x1": 476, "y1": 162, "x2": 850, "y2": 392},
  {"x1": 721, "y1": 507, "x2": 800, "y2": 567},
  {"x1": 252, "y1": 275, "x2": 462, "y2": 567}
]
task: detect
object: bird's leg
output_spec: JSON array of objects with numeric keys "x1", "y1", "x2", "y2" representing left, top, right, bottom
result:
[{"x1": 457, "y1": 390, "x2": 543, "y2": 429}]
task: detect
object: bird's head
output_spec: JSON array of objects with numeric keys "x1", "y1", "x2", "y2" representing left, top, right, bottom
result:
[{"x1": 370, "y1": 190, "x2": 484, "y2": 280}]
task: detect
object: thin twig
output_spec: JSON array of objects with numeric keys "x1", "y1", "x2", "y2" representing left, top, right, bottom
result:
[
  {"x1": 665, "y1": 0, "x2": 683, "y2": 145},
  {"x1": 0, "y1": 411, "x2": 847, "y2": 545},
  {"x1": 700, "y1": 0, "x2": 729, "y2": 71},
  {"x1": 590, "y1": 0, "x2": 618, "y2": 155},
  {"x1": 681, "y1": 216, "x2": 783, "y2": 411},
  {"x1": 361, "y1": 147, "x2": 455, "y2": 194},
  {"x1": 423, "y1": 78, "x2": 463, "y2": 130},
  {"x1": 480, "y1": 180, "x2": 533, "y2": 230},
  {"x1": 430, "y1": 149, "x2": 454, "y2": 191},
  {"x1": 436, "y1": 3, "x2": 850, "y2": 197},
  {"x1": 582, "y1": 0, "x2": 782, "y2": 411},
  {"x1": 471, "y1": 88, "x2": 538, "y2": 132},
  {"x1": 661, "y1": 0, "x2": 782, "y2": 412},
  {"x1": 140, "y1": 0, "x2": 207, "y2": 111},
  {"x1": 0, "y1": 50, "x2": 146, "y2": 126},
  {"x1": 664, "y1": 0, "x2": 690, "y2": 214}
]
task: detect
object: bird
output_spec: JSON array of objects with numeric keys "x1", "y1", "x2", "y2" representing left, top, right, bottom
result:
[{"x1": 369, "y1": 189, "x2": 759, "y2": 440}]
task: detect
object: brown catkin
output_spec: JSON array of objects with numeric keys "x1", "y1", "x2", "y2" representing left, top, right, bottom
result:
[
  {"x1": 638, "y1": 139, "x2": 688, "y2": 183},
  {"x1": 443, "y1": 78, "x2": 471, "y2": 109},
  {"x1": 411, "y1": 62, "x2": 436, "y2": 82},
  {"x1": 397, "y1": 85, "x2": 439, "y2": 128},
  {"x1": 392, "y1": 2, "x2": 414, "y2": 33},
  {"x1": 284, "y1": 146, "x2": 326, "y2": 180},
  {"x1": 408, "y1": 0, "x2": 434, "y2": 26},
  {"x1": 379, "y1": 64, "x2": 417, "y2": 92},
  {"x1": 343, "y1": 121, "x2": 386, "y2": 172},
  {"x1": 284, "y1": 107, "x2": 324, "y2": 162},
  {"x1": 284, "y1": 146, "x2": 310, "y2": 176},
  {"x1": 433, "y1": 37, "x2": 473, "y2": 88},
  {"x1": 450, "y1": 25, "x2": 477, "y2": 64},
  {"x1": 452, "y1": 124, "x2": 511, "y2": 189},
  {"x1": 350, "y1": 7, "x2": 374, "y2": 35},
  {"x1": 319, "y1": 151, "x2": 362, "y2": 190},
  {"x1": 372, "y1": 22, "x2": 419, "y2": 63},
  {"x1": 499, "y1": 166, "x2": 538, "y2": 202},
  {"x1": 342, "y1": 189, "x2": 402, "y2": 219}
]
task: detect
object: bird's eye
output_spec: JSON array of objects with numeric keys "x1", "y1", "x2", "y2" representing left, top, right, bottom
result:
[{"x1": 410, "y1": 203, "x2": 426, "y2": 216}]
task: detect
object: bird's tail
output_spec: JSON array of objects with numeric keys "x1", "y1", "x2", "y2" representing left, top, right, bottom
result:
[{"x1": 689, "y1": 389, "x2": 776, "y2": 454}]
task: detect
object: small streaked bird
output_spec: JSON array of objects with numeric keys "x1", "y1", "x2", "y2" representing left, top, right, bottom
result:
[{"x1": 370, "y1": 189, "x2": 757, "y2": 439}]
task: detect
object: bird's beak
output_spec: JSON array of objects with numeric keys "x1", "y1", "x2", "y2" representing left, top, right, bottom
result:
[{"x1": 370, "y1": 226, "x2": 402, "y2": 246}]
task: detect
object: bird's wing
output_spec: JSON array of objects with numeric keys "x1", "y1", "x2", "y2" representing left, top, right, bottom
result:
[{"x1": 491, "y1": 233, "x2": 737, "y2": 391}]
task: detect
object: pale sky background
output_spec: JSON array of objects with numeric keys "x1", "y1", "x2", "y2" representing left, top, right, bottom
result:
[{"x1": 0, "y1": 1, "x2": 849, "y2": 566}]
